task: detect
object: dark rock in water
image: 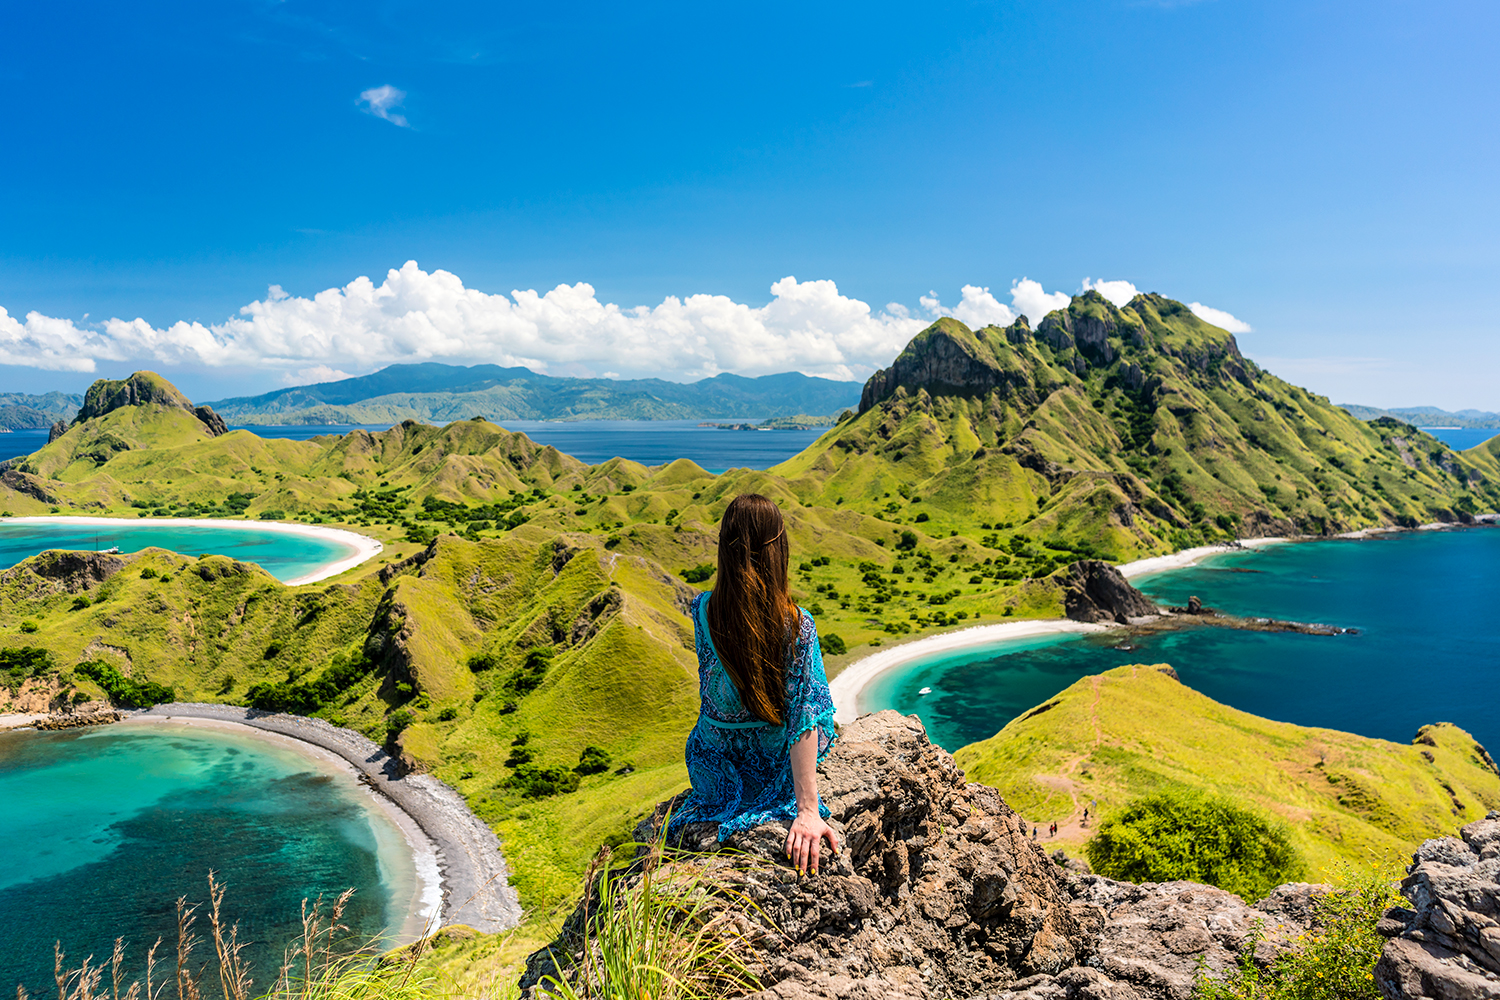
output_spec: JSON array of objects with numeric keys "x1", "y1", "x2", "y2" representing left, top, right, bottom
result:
[
  {"x1": 1187, "y1": 595, "x2": 1203, "y2": 614},
  {"x1": 1061, "y1": 560, "x2": 1159, "y2": 624},
  {"x1": 520, "y1": 711, "x2": 1323, "y2": 1000},
  {"x1": 1375, "y1": 811, "x2": 1500, "y2": 999}
]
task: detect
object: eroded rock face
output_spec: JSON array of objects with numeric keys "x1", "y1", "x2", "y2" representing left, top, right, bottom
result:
[
  {"x1": 1061, "y1": 560, "x2": 1160, "y2": 624},
  {"x1": 1376, "y1": 812, "x2": 1500, "y2": 1000},
  {"x1": 520, "y1": 711, "x2": 1319, "y2": 1000}
]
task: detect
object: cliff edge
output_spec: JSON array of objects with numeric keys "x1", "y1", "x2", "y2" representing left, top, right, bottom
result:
[{"x1": 521, "y1": 711, "x2": 1333, "y2": 1000}]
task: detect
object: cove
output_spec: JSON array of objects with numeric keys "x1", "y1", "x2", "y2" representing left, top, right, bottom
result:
[
  {"x1": 860, "y1": 527, "x2": 1500, "y2": 754},
  {"x1": 0, "y1": 518, "x2": 378, "y2": 584},
  {"x1": 0, "y1": 720, "x2": 428, "y2": 996}
]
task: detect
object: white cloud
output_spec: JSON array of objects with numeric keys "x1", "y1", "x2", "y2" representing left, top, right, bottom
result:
[
  {"x1": 950, "y1": 285, "x2": 1017, "y2": 328},
  {"x1": 1188, "y1": 302, "x2": 1252, "y2": 334},
  {"x1": 1080, "y1": 277, "x2": 1140, "y2": 308},
  {"x1": 281, "y1": 365, "x2": 357, "y2": 386},
  {"x1": 358, "y1": 85, "x2": 410, "y2": 128},
  {"x1": 1, "y1": 263, "x2": 936, "y2": 383},
  {"x1": 1009, "y1": 278, "x2": 1072, "y2": 325}
]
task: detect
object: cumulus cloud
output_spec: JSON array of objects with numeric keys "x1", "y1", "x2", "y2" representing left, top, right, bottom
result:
[
  {"x1": 0, "y1": 306, "x2": 107, "y2": 372},
  {"x1": 358, "y1": 85, "x2": 409, "y2": 127},
  {"x1": 282, "y1": 365, "x2": 357, "y2": 386},
  {"x1": 1009, "y1": 279, "x2": 1071, "y2": 326},
  {"x1": 1187, "y1": 302, "x2": 1252, "y2": 334},
  {"x1": 1080, "y1": 277, "x2": 1140, "y2": 308}
]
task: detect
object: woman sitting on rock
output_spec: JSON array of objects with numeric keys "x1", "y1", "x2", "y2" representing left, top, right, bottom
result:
[{"x1": 667, "y1": 492, "x2": 840, "y2": 876}]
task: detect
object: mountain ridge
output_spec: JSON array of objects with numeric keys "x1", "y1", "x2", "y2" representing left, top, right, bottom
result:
[{"x1": 202, "y1": 363, "x2": 862, "y2": 424}]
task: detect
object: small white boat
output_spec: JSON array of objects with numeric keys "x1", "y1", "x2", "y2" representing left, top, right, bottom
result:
[
  {"x1": 918, "y1": 687, "x2": 932, "y2": 695},
  {"x1": 101, "y1": 546, "x2": 121, "y2": 554}
]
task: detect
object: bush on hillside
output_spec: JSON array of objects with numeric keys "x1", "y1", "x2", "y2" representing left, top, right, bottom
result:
[
  {"x1": 74, "y1": 658, "x2": 175, "y2": 708},
  {"x1": 510, "y1": 763, "x2": 581, "y2": 798},
  {"x1": 509, "y1": 646, "x2": 554, "y2": 696},
  {"x1": 245, "y1": 653, "x2": 371, "y2": 715},
  {"x1": 819, "y1": 633, "x2": 846, "y2": 656},
  {"x1": 1084, "y1": 788, "x2": 1303, "y2": 901},
  {"x1": 575, "y1": 744, "x2": 612, "y2": 775},
  {"x1": 1, "y1": 645, "x2": 55, "y2": 690},
  {"x1": 680, "y1": 563, "x2": 715, "y2": 584}
]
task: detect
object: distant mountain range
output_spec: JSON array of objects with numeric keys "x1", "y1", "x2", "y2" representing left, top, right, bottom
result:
[
  {"x1": 201, "y1": 363, "x2": 861, "y2": 424},
  {"x1": 0, "y1": 391, "x2": 82, "y2": 430},
  {"x1": 1338, "y1": 403, "x2": 1500, "y2": 429}
]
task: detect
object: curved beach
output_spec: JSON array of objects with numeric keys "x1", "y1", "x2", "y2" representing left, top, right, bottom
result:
[
  {"x1": 830, "y1": 538, "x2": 1290, "y2": 725},
  {"x1": 0, "y1": 516, "x2": 383, "y2": 585},
  {"x1": 136, "y1": 703, "x2": 521, "y2": 935}
]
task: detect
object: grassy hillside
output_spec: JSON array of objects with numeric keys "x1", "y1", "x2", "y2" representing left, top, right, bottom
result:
[
  {"x1": 1, "y1": 291, "x2": 1496, "y2": 924},
  {"x1": 955, "y1": 664, "x2": 1500, "y2": 875}
]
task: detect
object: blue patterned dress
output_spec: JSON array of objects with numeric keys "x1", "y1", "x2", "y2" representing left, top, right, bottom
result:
[{"x1": 667, "y1": 591, "x2": 837, "y2": 841}]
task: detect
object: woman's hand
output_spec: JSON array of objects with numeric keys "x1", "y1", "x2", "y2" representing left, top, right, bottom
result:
[{"x1": 786, "y1": 810, "x2": 839, "y2": 876}]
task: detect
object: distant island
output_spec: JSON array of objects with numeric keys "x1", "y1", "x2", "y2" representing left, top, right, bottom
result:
[
  {"x1": 1339, "y1": 402, "x2": 1500, "y2": 428},
  {"x1": 697, "y1": 411, "x2": 852, "y2": 430},
  {"x1": 200, "y1": 363, "x2": 862, "y2": 424}
]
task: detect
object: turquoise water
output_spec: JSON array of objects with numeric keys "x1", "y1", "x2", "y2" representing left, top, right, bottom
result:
[
  {"x1": 0, "y1": 521, "x2": 359, "y2": 583},
  {"x1": 0, "y1": 723, "x2": 418, "y2": 995},
  {"x1": 862, "y1": 527, "x2": 1500, "y2": 754}
]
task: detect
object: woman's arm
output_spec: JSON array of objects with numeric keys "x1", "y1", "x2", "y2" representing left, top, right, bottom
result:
[{"x1": 786, "y1": 727, "x2": 839, "y2": 875}]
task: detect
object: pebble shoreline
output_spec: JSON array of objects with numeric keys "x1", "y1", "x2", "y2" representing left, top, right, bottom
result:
[{"x1": 138, "y1": 703, "x2": 522, "y2": 934}]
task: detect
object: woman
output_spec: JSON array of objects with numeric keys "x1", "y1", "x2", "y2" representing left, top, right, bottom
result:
[{"x1": 667, "y1": 493, "x2": 840, "y2": 876}]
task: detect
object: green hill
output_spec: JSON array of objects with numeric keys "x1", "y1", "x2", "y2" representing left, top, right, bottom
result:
[
  {"x1": 1, "y1": 291, "x2": 1496, "y2": 916},
  {"x1": 954, "y1": 664, "x2": 1500, "y2": 875},
  {"x1": 1339, "y1": 403, "x2": 1500, "y2": 429},
  {"x1": 202, "y1": 363, "x2": 862, "y2": 424}
]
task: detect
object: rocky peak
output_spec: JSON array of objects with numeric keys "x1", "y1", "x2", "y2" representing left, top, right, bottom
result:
[
  {"x1": 71, "y1": 371, "x2": 228, "y2": 437},
  {"x1": 521, "y1": 711, "x2": 1331, "y2": 1000},
  {"x1": 858, "y1": 318, "x2": 1037, "y2": 414}
]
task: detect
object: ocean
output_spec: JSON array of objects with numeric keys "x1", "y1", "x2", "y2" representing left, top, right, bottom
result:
[
  {"x1": 0, "y1": 722, "x2": 420, "y2": 996},
  {"x1": 860, "y1": 526, "x2": 1500, "y2": 755}
]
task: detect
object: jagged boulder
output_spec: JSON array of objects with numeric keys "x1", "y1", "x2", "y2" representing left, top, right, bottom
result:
[
  {"x1": 1061, "y1": 560, "x2": 1160, "y2": 624},
  {"x1": 1375, "y1": 812, "x2": 1500, "y2": 999},
  {"x1": 520, "y1": 711, "x2": 1319, "y2": 1000}
]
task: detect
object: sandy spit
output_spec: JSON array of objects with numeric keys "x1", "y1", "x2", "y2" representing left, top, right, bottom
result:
[
  {"x1": 0, "y1": 516, "x2": 383, "y2": 585},
  {"x1": 138, "y1": 703, "x2": 521, "y2": 934},
  {"x1": 1114, "y1": 536, "x2": 1288, "y2": 579}
]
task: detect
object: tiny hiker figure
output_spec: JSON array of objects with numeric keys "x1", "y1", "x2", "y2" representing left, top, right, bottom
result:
[{"x1": 666, "y1": 493, "x2": 840, "y2": 877}]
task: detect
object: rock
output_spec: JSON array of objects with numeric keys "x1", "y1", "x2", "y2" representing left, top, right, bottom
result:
[
  {"x1": 1187, "y1": 596, "x2": 1203, "y2": 614},
  {"x1": 859, "y1": 319, "x2": 1041, "y2": 414},
  {"x1": 520, "y1": 711, "x2": 1316, "y2": 1000},
  {"x1": 27, "y1": 550, "x2": 126, "y2": 592},
  {"x1": 1061, "y1": 561, "x2": 1160, "y2": 624},
  {"x1": 1376, "y1": 811, "x2": 1500, "y2": 999},
  {"x1": 47, "y1": 419, "x2": 67, "y2": 444},
  {"x1": 71, "y1": 371, "x2": 226, "y2": 437}
]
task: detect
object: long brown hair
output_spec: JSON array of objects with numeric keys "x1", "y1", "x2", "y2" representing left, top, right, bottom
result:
[{"x1": 707, "y1": 493, "x2": 798, "y2": 725}]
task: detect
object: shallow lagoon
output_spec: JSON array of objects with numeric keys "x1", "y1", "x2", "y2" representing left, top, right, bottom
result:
[
  {"x1": 0, "y1": 722, "x2": 422, "y2": 995},
  {"x1": 862, "y1": 527, "x2": 1500, "y2": 754},
  {"x1": 0, "y1": 520, "x2": 363, "y2": 583}
]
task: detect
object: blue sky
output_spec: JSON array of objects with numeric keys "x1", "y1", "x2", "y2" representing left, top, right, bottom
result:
[{"x1": 1, "y1": 0, "x2": 1496, "y2": 408}]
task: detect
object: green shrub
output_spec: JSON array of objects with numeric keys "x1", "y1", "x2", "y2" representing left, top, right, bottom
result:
[
  {"x1": 70, "y1": 595, "x2": 92, "y2": 611},
  {"x1": 509, "y1": 763, "x2": 581, "y2": 798},
  {"x1": 18, "y1": 619, "x2": 38, "y2": 633},
  {"x1": 508, "y1": 647, "x2": 553, "y2": 696},
  {"x1": 680, "y1": 563, "x2": 715, "y2": 584},
  {"x1": 576, "y1": 745, "x2": 612, "y2": 775},
  {"x1": 139, "y1": 567, "x2": 158, "y2": 579},
  {"x1": 819, "y1": 633, "x2": 847, "y2": 656},
  {"x1": 1085, "y1": 789, "x2": 1303, "y2": 901},
  {"x1": 1195, "y1": 862, "x2": 1402, "y2": 1000},
  {"x1": 385, "y1": 708, "x2": 415, "y2": 742},
  {"x1": 74, "y1": 659, "x2": 175, "y2": 708},
  {"x1": 259, "y1": 509, "x2": 286, "y2": 520}
]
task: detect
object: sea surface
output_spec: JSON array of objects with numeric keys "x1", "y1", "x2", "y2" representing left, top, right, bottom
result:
[
  {"x1": 0, "y1": 722, "x2": 420, "y2": 995},
  {"x1": 0, "y1": 521, "x2": 359, "y2": 583},
  {"x1": 1420, "y1": 427, "x2": 1499, "y2": 451},
  {"x1": 0, "y1": 422, "x2": 827, "y2": 473},
  {"x1": 861, "y1": 527, "x2": 1500, "y2": 755}
]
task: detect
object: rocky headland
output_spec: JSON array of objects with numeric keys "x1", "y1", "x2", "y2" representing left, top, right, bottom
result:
[{"x1": 521, "y1": 711, "x2": 1365, "y2": 1000}]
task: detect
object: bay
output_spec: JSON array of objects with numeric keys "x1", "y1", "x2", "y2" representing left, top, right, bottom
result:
[
  {"x1": 1422, "y1": 427, "x2": 1499, "y2": 451},
  {"x1": 0, "y1": 521, "x2": 358, "y2": 584},
  {"x1": 860, "y1": 527, "x2": 1500, "y2": 755},
  {"x1": 0, "y1": 723, "x2": 420, "y2": 996}
]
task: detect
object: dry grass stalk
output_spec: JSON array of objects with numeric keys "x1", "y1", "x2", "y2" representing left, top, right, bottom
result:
[{"x1": 205, "y1": 874, "x2": 251, "y2": 1000}]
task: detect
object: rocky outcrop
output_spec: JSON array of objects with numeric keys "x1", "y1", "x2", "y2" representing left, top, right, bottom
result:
[
  {"x1": 1376, "y1": 812, "x2": 1500, "y2": 999},
  {"x1": 1, "y1": 468, "x2": 61, "y2": 504},
  {"x1": 859, "y1": 320, "x2": 1039, "y2": 415},
  {"x1": 47, "y1": 419, "x2": 67, "y2": 444},
  {"x1": 71, "y1": 371, "x2": 228, "y2": 437},
  {"x1": 1061, "y1": 560, "x2": 1160, "y2": 624},
  {"x1": 520, "y1": 712, "x2": 1322, "y2": 1000},
  {"x1": 28, "y1": 550, "x2": 127, "y2": 592}
]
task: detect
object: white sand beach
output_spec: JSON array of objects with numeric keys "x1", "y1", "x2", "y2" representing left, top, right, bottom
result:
[
  {"x1": 829, "y1": 619, "x2": 1113, "y2": 725},
  {"x1": 1114, "y1": 536, "x2": 1287, "y2": 579},
  {"x1": 0, "y1": 516, "x2": 383, "y2": 585}
]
